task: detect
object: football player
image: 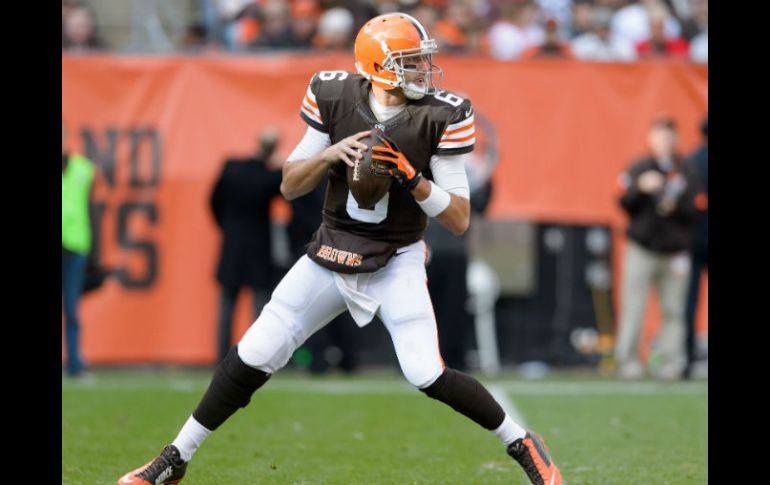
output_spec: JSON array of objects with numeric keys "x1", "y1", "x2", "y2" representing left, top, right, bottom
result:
[{"x1": 118, "y1": 12, "x2": 563, "y2": 485}]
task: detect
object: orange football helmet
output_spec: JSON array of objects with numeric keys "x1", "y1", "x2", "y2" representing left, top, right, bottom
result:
[{"x1": 354, "y1": 13, "x2": 443, "y2": 100}]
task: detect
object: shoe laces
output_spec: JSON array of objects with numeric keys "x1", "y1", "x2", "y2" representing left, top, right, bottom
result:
[
  {"x1": 137, "y1": 446, "x2": 181, "y2": 481},
  {"x1": 510, "y1": 441, "x2": 546, "y2": 485}
]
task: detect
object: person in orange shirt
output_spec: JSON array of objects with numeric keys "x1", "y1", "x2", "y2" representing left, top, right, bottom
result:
[{"x1": 520, "y1": 18, "x2": 575, "y2": 60}]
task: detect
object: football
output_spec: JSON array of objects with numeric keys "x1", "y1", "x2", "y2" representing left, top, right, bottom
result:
[{"x1": 347, "y1": 127, "x2": 393, "y2": 210}]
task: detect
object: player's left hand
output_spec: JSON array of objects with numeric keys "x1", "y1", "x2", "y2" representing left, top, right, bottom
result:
[{"x1": 371, "y1": 133, "x2": 422, "y2": 191}]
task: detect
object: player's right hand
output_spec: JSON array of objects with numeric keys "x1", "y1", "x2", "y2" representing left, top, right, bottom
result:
[
  {"x1": 371, "y1": 133, "x2": 421, "y2": 191},
  {"x1": 321, "y1": 130, "x2": 371, "y2": 167}
]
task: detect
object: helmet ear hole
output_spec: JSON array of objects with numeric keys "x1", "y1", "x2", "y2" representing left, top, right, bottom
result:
[{"x1": 374, "y1": 63, "x2": 384, "y2": 72}]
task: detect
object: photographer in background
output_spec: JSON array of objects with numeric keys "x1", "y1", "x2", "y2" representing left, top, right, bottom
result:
[{"x1": 614, "y1": 115, "x2": 707, "y2": 380}]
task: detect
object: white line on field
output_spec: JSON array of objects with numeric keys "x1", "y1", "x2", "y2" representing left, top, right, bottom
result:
[{"x1": 488, "y1": 384, "x2": 527, "y2": 427}]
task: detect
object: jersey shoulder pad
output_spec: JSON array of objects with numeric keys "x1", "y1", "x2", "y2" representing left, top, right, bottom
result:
[
  {"x1": 430, "y1": 91, "x2": 475, "y2": 155},
  {"x1": 300, "y1": 71, "x2": 363, "y2": 133}
]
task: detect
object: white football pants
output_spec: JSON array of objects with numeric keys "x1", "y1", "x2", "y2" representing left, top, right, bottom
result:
[{"x1": 237, "y1": 240, "x2": 446, "y2": 388}]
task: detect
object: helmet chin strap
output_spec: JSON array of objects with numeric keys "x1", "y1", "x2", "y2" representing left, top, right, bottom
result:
[{"x1": 401, "y1": 83, "x2": 426, "y2": 100}]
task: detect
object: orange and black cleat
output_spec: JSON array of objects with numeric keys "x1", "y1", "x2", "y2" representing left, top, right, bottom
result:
[
  {"x1": 117, "y1": 444, "x2": 188, "y2": 485},
  {"x1": 507, "y1": 432, "x2": 563, "y2": 485}
]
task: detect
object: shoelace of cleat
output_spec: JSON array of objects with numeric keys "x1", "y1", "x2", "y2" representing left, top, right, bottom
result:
[
  {"x1": 511, "y1": 443, "x2": 545, "y2": 485},
  {"x1": 137, "y1": 448, "x2": 178, "y2": 481}
]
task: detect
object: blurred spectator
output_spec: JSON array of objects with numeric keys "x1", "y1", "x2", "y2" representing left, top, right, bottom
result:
[
  {"x1": 683, "y1": 115, "x2": 707, "y2": 379},
  {"x1": 182, "y1": 23, "x2": 210, "y2": 51},
  {"x1": 62, "y1": 0, "x2": 81, "y2": 22},
  {"x1": 611, "y1": 0, "x2": 681, "y2": 45},
  {"x1": 209, "y1": 128, "x2": 284, "y2": 363},
  {"x1": 688, "y1": 30, "x2": 706, "y2": 63},
  {"x1": 570, "y1": 0, "x2": 596, "y2": 38},
  {"x1": 535, "y1": 0, "x2": 573, "y2": 40},
  {"x1": 327, "y1": 0, "x2": 378, "y2": 35},
  {"x1": 571, "y1": 7, "x2": 637, "y2": 62},
  {"x1": 222, "y1": 3, "x2": 262, "y2": 50},
  {"x1": 409, "y1": 5, "x2": 440, "y2": 45},
  {"x1": 374, "y1": 1, "x2": 402, "y2": 16},
  {"x1": 434, "y1": 1, "x2": 475, "y2": 53},
  {"x1": 203, "y1": 0, "x2": 253, "y2": 49},
  {"x1": 422, "y1": 0, "x2": 449, "y2": 7},
  {"x1": 409, "y1": 1, "x2": 477, "y2": 54},
  {"x1": 520, "y1": 17, "x2": 575, "y2": 59},
  {"x1": 614, "y1": 115, "x2": 706, "y2": 380},
  {"x1": 62, "y1": 4, "x2": 108, "y2": 51},
  {"x1": 463, "y1": 3, "x2": 494, "y2": 53},
  {"x1": 313, "y1": 7, "x2": 355, "y2": 50},
  {"x1": 635, "y1": 7, "x2": 688, "y2": 59},
  {"x1": 188, "y1": 0, "x2": 243, "y2": 51},
  {"x1": 194, "y1": 0, "x2": 222, "y2": 48},
  {"x1": 62, "y1": 122, "x2": 97, "y2": 378},
  {"x1": 595, "y1": 0, "x2": 626, "y2": 9},
  {"x1": 676, "y1": 0, "x2": 707, "y2": 41},
  {"x1": 251, "y1": 0, "x2": 297, "y2": 49},
  {"x1": 60, "y1": 0, "x2": 711, "y2": 58},
  {"x1": 216, "y1": 0, "x2": 254, "y2": 19},
  {"x1": 486, "y1": 1, "x2": 545, "y2": 60},
  {"x1": 290, "y1": 0, "x2": 320, "y2": 49},
  {"x1": 692, "y1": 0, "x2": 707, "y2": 33}
]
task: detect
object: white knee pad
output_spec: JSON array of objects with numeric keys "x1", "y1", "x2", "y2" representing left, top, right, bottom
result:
[
  {"x1": 402, "y1": 358, "x2": 444, "y2": 389},
  {"x1": 389, "y1": 316, "x2": 445, "y2": 388},
  {"x1": 237, "y1": 301, "x2": 298, "y2": 373}
]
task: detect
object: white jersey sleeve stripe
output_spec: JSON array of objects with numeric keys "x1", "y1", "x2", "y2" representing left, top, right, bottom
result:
[
  {"x1": 305, "y1": 85, "x2": 317, "y2": 103},
  {"x1": 445, "y1": 115, "x2": 474, "y2": 132},
  {"x1": 300, "y1": 105, "x2": 322, "y2": 125},
  {"x1": 437, "y1": 137, "x2": 476, "y2": 149},
  {"x1": 302, "y1": 98, "x2": 321, "y2": 118}
]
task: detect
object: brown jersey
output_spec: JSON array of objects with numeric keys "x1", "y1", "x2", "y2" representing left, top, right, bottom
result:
[{"x1": 299, "y1": 71, "x2": 475, "y2": 272}]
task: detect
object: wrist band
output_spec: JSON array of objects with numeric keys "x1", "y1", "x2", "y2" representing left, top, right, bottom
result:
[
  {"x1": 416, "y1": 181, "x2": 451, "y2": 217},
  {"x1": 405, "y1": 172, "x2": 422, "y2": 191}
]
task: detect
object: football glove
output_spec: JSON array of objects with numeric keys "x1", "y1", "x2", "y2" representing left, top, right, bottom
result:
[{"x1": 371, "y1": 133, "x2": 422, "y2": 191}]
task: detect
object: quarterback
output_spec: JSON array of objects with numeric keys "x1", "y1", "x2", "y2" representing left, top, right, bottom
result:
[{"x1": 119, "y1": 12, "x2": 562, "y2": 485}]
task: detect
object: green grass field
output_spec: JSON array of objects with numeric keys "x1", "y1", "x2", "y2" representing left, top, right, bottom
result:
[{"x1": 62, "y1": 370, "x2": 707, "y2": 485}]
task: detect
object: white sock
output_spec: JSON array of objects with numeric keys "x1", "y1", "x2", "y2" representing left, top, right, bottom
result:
[
  {"x1": 493, "y1": 414, "x2": 527, "y2": 446},
  {"x1": 172, "y1": 415, "x2": 212, "y2": 462}
]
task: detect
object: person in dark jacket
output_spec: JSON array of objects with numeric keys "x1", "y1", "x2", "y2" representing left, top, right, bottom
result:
[
  {"x1": 614, "y1": 115, "x2": 707, "y2": 380},
  {"x1": 683, "y1": 116, "x2": 708, "y2": 379},
  {"x1": 210, "y1": 128, "x2": 283, "y2": 363}
]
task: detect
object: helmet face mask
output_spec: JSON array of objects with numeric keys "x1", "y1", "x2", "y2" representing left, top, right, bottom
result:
[
  {"x1": 387, "y1": 44, "x2": 443, "y2": 99},
  {"x1": 355, "y1": 13, "x2": 443, "y2": 100}
]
